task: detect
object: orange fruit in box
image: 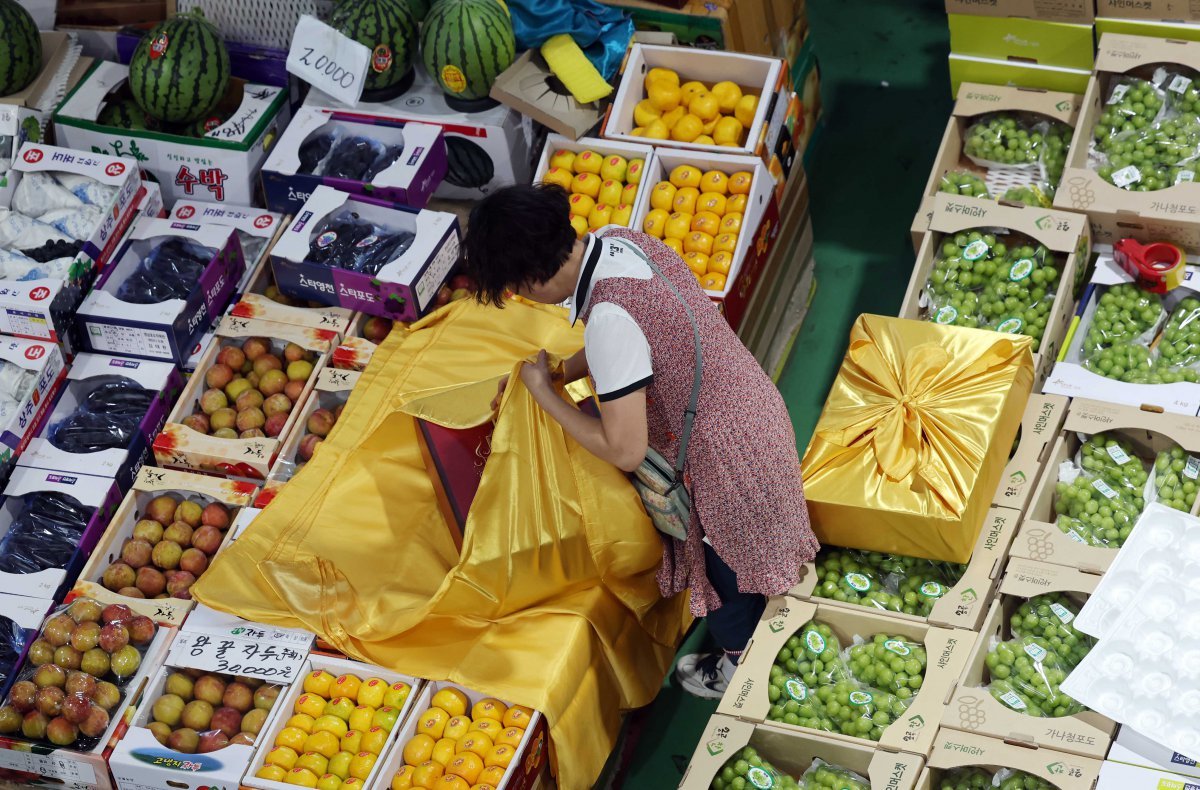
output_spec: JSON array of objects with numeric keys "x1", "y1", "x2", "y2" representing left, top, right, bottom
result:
[
  {"x1": 714, "y1": 117, "x2": 743, "y2": 146},
  {"x1": 648, "y1": 82, "x2": 681, "y2": 112},
  {"x1": 663, "y1": 237, "x2": 683, "y2": 254},
  {"x1": 404, "y1": 733, "x2": 436, "y2": 766},
  {"x1": 597, "y1": 179, "x2": 623, "y2": 206},
  {"x1": 360, "y1": 726, "x2": 388, "y2": 755},
  {"x1": 664, "y1": 212, "x2": 692, "y2": 240},
  {"x1": 672, "y1": 187, "x2": 699, "y2": 215},
  {"x1": 661, "y1": 106, "x2": 685, "y2": 130},
  {"x1": 341, "y1": 779, "x2": 365, "y2": 789},
  {"x1": 478, "y1": 766, "x2": 507, "y2": 785},
  {"x1": 484, "y1": 745, "x2": 515, "y2": 769},
  {"x1": 684, "y1": 232, "x2": 714, "y2": 256},
  {"x1": 432, "y1": 689, "x2": 470, "y2": 719},
  {"x1": 630, "y1": 127, "x2": 645, "y2": 137},
  {"x1": 277, "y1": 727, "x2": 309, "y2": 752},
  {"x1": 571, "y1": 172, "x2": 601, "y2": 198},
  {"x1": 304, "y1": 731, "x2": 340, "y2": 758},
  {"x1": 267, "y1": 746, "x2": 300, "y2": 770},
  {"x1": 295, "y1": 695, "x2": 327, "y2": 719},
  {"x1": 735, "y1": 94, "x2": 759, "y2": 127},
  {"x1": 433, "y1": 737, "x2": 458, "y2": 766},
  {"x1": 333, "y1": 675, "x2": 362, "y2": 701},
  {"x1": 542, "y1": 167, "x2": 572, "y2": 191},
  {"x1": 391, "y1": 766, "x2": 416, "y2": 789},
  {"x1": 569, "y1": 214, "x2": 589, "y2": 239},
  {"x1": 728, "y1": 171, "x2": 753, "y2": 195},
  {"x1": 702, "y1": 272, "x2": 727, "y2": 291},
  {"x1": 447, "y1": 752, "x2": 485, "y2": 784},
  {"x1": 348, "y1": 751, "x2": 377, "y2": 780},
  {"x1": 574, "y1": 150, "x2": 602, "y2": 174},
  {"x1": 417, "y1": 708, "x2": 450, "y2": 739},
  {"x1": 288, "y1": 714, "x2": 316, "y2": 734},
  {"x1": 612, "y1": 204, "x2": 633, "y2": 226},
  {"x1": 305, "y1": 671, "x2": 337, "y2": 697},
  {"x1": 588, "y1": 205, "x2": 614, "y2": 230},
  {"x1": 568, "y1": 193, "x2": 595, "y2": 218},
  {"x1": 627, "y1": 159, "x2": 644, "y2": 184},
  {"x1": 714, "y1": 233, "x2": 739, "y2": 254},
  {"x1": 284, "y1": 767, "x2": 319, "y2": 787},
  {"x1": 257, "y1": 765, "x2": 288, "y2": 782},
  {"x1": 683, "y1": 252, "x2": 709, "y2": 276},
  {"x1": 601, "y1": 155, "x2": 628, "y2": 181},
  {"x1": 444, "y1": 716, "x2": 471, "y2": 741},
  {"x1": 457, "y1": 731, "x2": 494, "y2": 758},
  {"x1": 712, "y1": 81, "x2": 743, "y2": 113},
  {"x1": 643, "y1": 209, "x2": 669, "y2": 238},
  {"x1": 671, "y1": 114, "x2": 703, "y2": 142},
  {"x1": 702, "y1": 115, "x2": 720, "y2": 136},
  {"x1": 669, "y1": 165, "x2": 702, "y2": 189},
  {"x1": 720, "y1": 212, "x2": 743, "y2": 234},
  {"x1": 621, "y1": 182, "x2": 639, "y2": 205},
  {"x1": 328, "y1": 751, "x2": 353, "y2": 778},
  {"x1": 633, "y1": 99, "x2": 661, "y2": 128},
  {"x1": 700, "y1": 171, "x2": 729, "y2": 195},
  {"x1": 549, "y1": 149, "x2": 575, "y2": 170},
  {"x1": 469, "y1": 719, "x2": 502, "y2": 739},
  {"x1": 689, "y1": 92, "x2": 719, "y2": 122},
  {"x1": 680, "y1": 81, "x2": 707, "y2": 103},
  {"x1": 434, "y1": 777, "x2": 469, "y2": 790},
  {"x1": 412, "y1": 761, "x2": 445, "y2": 787},
  {"x1": 649, "y1": 182, "x2": 676, "y2": 212},
  {"x1": 644, "y1": 119, "x2": 669, "y2": 140},
  {"x1": 496, "y1": 727, "x2": 525, "y2": 748},
  {"x1": 708, "y1": 251, "x2": 733, "y2": 276},
  {"x1": 695, "y1": 134, "x2": 715, "y2": 146},
  {"x1": 691, "y1": 211, "x2": 721, "y2": 236},
  {"x1": 697, "y1": 192, "x2": 726, "y2": 216},
  {"x1": 727, "y1": 194, "x2": 748, "y2": 214}
]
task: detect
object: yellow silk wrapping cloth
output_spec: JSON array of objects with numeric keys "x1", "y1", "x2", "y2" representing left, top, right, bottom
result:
[
  {"x1": 801, "y1": 315, "x2": 1034, "y2": 563},
  {"x1": 190, "y1": 298, "x2": 690, "y2": 789}
]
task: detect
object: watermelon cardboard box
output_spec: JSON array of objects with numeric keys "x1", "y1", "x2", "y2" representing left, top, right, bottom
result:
[
  {"x1": 0, "y1": 466, "x2": 123, "y2": 602},
  {"x1": 262, "y1": 107, "x2": 447, "y2": 216},
  {"x1": 270, "y1": 185, "x2": 461, "y2": 322},
  {"x1": 54, "y1": 60, "x2": 289, "y2": 206},
  {"x1": 168, "y1": 201, "x2": 286, "y2": 297},
  {"x1": 0, "y1": 142, "x2": 142, "y2": 349},
  {"x1": 0, "y1": 336, "x2": 66, "y2": 485},
  {"x1": 16, "y1": 354, "x2": 183, "y2": 492},
  {"x1": 74, "y1": 217, "x2": 246, "y2": 367},
  {"x1": 0, "y1": 592, "x2": 53, "y2": 702}
]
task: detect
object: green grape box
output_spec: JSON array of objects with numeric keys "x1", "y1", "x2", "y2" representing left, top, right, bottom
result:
[
  {"x1": 680, "y1": 713, "x2": 924, "y2": 790},
  {"x1": 1095, "y1": 759, "x2": 1200, "y2": 790},
  {"x1": 948, "y1": 16, "x2": 1096, "y2": 72},
  {"x1": 945, "y1": 0, "x2": 1093, "y2": 24},
  {"x1": 995, "y1": 394, "x2": 1070, "y2": 516},
  {"x1": 1097, "y1": 17, "x2": 1200, "y2": 43},
  {"x1": 1053, "y1": 34, "x2": 1200, "y2": 249},
  {"x1": 788, "y1": 506, "x2": 1021, "y2": 632},
  {"x1": 914, "y1": 728, "x2": 1102, "y2": 790},
  {"x1": 1012, "y1": 397, "x2": 1200, "y2": 574},
  {"x1": 717, "y1": 597, "x2": 976, "y2": 759},
  {"x1": 1097, "y1": 0, "x2": 1200, "y2": 22},
  {"x1": 910, "y1": 81, "x2": 1082, "y2": 251},
  {"x1": 944, "y1": 558, "x2": 1116, "y2": 758},
  {"x1": 903, "y1": 192, "x2": 1090, "y2": 387},
  {"x1": 947, "y1": 56, "x2": 1092, "y2": 102}
]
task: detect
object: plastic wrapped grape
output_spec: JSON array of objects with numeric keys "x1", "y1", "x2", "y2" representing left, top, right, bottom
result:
[
  {"x1": 1148, "y1": 356, "x2": 1200, "y2": 384},
  {"x1": 938, "y1": 767, "x2": 996, "y2": 790},
  {"x1": 709, "y1": 746, "x2": 801, "y2": 790},
  {"x1": 996, "y1": 769, "x2": 1057, "y2": 790},
  {"x1": 809, "y1": 551, "x2": 904, "y2": 612},
  {"x1": 929, "y1": 291, "x2": 983, "y2": 328},
  {"x1": 1156, "y1": 297, "x2": 1200, "y2": 371},
  {"x1": 963, "y1": 114, "x2": 1043, "y2": 166},
  {"x1": 978, "y1": 243, "x2": 1062, "y2": 350},
  {"x1": 766, "y1": 670, "x2": 835, "y2": 731},
  {"x1": 800, "y1": 759, "x2": 870, "y2": 790},
  {"x1": 1002, "y1": 184, "x2": 1052, "y2": 207},
  {"x1": 939, "y1": 170, "x2": 989, "y2": 199},
  {"x1": 1042, "y1": 120, "x2": 1072, "y2": 184},
  {"x1": 1154, "y1": 445, "x2": 1200, "y2": 512},
  {"x1": 847, "y1": 634, "x2": 927, "y2": 699},
  {"x1": 814, "y1": 680, "x2": 909, "y2": 741},
  {"x1": 1078, "y1": 433, "x2": 1148, "y2": 492},
  {"x1": 1082, "y1": 343, "x2": 1155, "y2": 383},
  {"x1": 926, "y1": 231, "x2": 1006, "y2": 300},
  {"x1": 1082, "y1": 282, "x2": 1164, "y2": 351},
  {"x1": 1093, "y1": 78, "x2": 1164, "y2": 151},
  {"x1": 1053, "y1": 471, "x2": 1142, "y2": 547},
  {"x1": 1010, "y1": 592, "x2": 1095, "y2": 668},
  {"x1": 773, "y1": 621, "x2": 848, "y2": 687},
  {"x1": 895, "y1": 573, "x2": 954, "y2": 617},
  {"x1": 985, "y1": 636, "x2": 1083, "y2": 718}
]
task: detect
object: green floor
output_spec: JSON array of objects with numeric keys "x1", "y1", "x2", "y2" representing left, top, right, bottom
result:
[{"x1": 619, "y1": 0, "x2": 954, "y2": 784}]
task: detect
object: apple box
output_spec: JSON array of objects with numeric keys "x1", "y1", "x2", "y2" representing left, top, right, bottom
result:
[
  {"x1": 679, "y1": 714, "x2": 923, "y2": 789},
  {"x1": 717, "y1": 597, "x2": 975, "y2": 758},
  {"x1": 75, "y1": 218, "x2": 246, "y2": 366},
  {"x1": 17, "y1": 354, "x2": 182, "y2": 491},
  {"x1": 1043, "y1": 252, "x2": 1200, "y2": 416},
  {"x1": 154, "y1": 315, "x2": 335, "y2": 480},
  {"x1": 532, "y1": 135, "x2": 657, "y2": 233},
  {"x1": 0, "y1": 592, "x2": 53, "y2": 702},
  {"x1": 243, "y1": 654, "x2": 422, "y2": 790},
  {"x1": 54, "y1": 61, "x2": 289, "y2": 207},
  {"x1": 0, "y1": 468, "x2": 123, "y2": 601},
  {"x1": 373, "y1": 680, "x2": 548, "y2": 790},
  {"x1": 915, "y1": 729, "x2": 1102, "y2": 790},
  {"x1": 262, "y1": 107, "x2": 447, "y2": 216},
  {"x1": 267, "y1": 368, "x2": 359, "y2": 486},
  {"x1": 0, "y1": 336, "x2": 66, "y2": 482},
  {"x1": 943, "y1": 558, "x2": 1116, "y2": 758},
  {"x1": 788, "y1": 506, "x2": 1021, "y2": 632},
  {"x1": 4, "y1": 142, "x2": 142, "y2": 348},
  {"x1": 69, "y1": 466, "x2": 259, "y2": 625},
  {"x1": 270, "y1": 186, "x2": 461, "y2": 322},
  {"x1": 168, "y1": 201, "x2": 286, "y2": 298},
  {"x1": 109, "y1": 605, "x2": 312, "y2": 790},
  {"x1": 1011, "y1": 397, "x2": 1200, "y2": 574}
]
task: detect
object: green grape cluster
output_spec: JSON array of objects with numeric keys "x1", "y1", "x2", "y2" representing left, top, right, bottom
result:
[
  {"x1": 767, "y1": 669, "x2": 835, "y2": 731},
  {"x1": 1094, "y1": 76, "x2": 1200, "y2": 191},
  {"x1": 801, "y1": 762, "x2": 870, "y2": 790},
  {"x1": 847, "y1": 634, "x2": 927, "y2": 698},
  {"x1": 709, "y1": 746, "x2": 801, "y2": 790},
  {"x1": 772, "y1": 621, "x2": 847, "y2": 688},
  {"x1": 1010, "y1": 592, "x2": 1095, "y2": 668},
  {"x1": 814, "y1": 681, "x2": 909, "y2": 741},
  {"x1": 810, "y1": 551, "x2": 900, "y2": 611},
  {"x1": 1042, "y1": 120, "x2": 1072, "y2": 183},
  {"x1": 985, "y1": 636, "x2": 1084, "y2": 718},
  {"x1": 938, "y1": 767, "x2": 995, "y2": 790},
  {"x1": 1002, "y1": 184, "x2": 1052, "y2": 207},
  {"x1": 978, "y1": 244, "x2": 1062, "y2": 350},
  {"x1": 997, "y1": 770, "x2": 1057, "y2": 790},
  {"x1": 964, "y1": 115, "x2": 1042, "y2": 165},
  {"x1": 1053, "y1": 472, "x2": 1141, "y2": 547},
  {"x1": 928, "y1": 232, "x2": 1005, "y2": 297},
  {"x1": 1083, "y1": 343, "x2": 1154, "y2": 382},
  {"x1": 1084, "y1": 283, "x2": 1165, "y2": 347},
  {"x1": 811, "y1": 549, "x2": 965, "y2": 617},
  {"x1": 1148, "y1": 357, "x2": 1200, "y2": 384},
  {"x1": 1079, "y1": 433, "x2": 1148, "y2": 490},
  {"x1": 1094, "y1": 79, "x2": 1164, "y2": 147},
  {"x1": 1156, "y1": 297, "x2": 1200, "y2": 372},
  {"x1": 1155, "y1": 445, "x2": 1199, "y2": 512},
  {"x1": 939, "y1": 170, "x2": 990, "y2": 199}
]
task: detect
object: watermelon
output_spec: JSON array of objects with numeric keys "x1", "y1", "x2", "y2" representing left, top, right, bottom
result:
[
  {"x1": 330, "y1": 0, "x2": 418, "y2": 101},
  {"x1": 421, "y1": 0, "x2": 514, "y2": 104},
  {"x1": 0, "y1": 0, "x2": 41, "y2": 97},
  {"x1": 443, "y1": 135, "x2": 493, "y2": 188},
  {"x1": 128, "y1": 9, "x2": 230, "y2": 124},
  {"x1": 97, "y1": 99, "x2": 152, "y2": 131}
]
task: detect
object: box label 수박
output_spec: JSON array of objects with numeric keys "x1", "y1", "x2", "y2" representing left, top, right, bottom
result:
[{"x1": 85, "y1": 323, "x2": 175, "y2": 361}]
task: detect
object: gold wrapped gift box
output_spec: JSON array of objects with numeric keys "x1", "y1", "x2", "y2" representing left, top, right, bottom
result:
[{"x1": 801, "y1": 314, "x2": 1034, "y2": 563}]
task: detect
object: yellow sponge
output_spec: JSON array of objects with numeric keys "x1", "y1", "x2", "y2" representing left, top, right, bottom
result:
[{"x1": 540, "y1": 34, "x2": 613, "y2": 104}]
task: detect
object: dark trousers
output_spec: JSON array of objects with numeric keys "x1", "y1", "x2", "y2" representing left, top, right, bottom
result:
[{"x1": 704, "y1": 542, "x2": 766, "y2": 664}]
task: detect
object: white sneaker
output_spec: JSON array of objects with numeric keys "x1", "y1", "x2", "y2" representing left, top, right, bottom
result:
[{"x1": 675, "y1": 652, "x2": 735, "y2": 699}]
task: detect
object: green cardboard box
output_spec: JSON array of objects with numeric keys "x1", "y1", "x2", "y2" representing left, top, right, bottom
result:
[
  {"x1": 948, "y1": 53, "x2": 1092, "y2": 96},
  {"x1": 948, "y1": 14, "x2": 1096, "y2": 71}
]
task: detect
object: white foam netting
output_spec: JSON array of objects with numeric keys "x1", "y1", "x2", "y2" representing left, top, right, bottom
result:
[{"x1": 174, "y1": 0, "x2": 335, "y2": 50}]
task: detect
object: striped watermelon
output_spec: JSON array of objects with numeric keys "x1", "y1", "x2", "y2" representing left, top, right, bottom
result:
[
  {"x1": 98, "y1": 99, "x2": 152, "y2": 131},
  {"x1": 444, "y1": 136, "x2": 493, "y2": 188},
  {"x1": 0, "y1": 0, "x2": 41, "y2": 97},
  {"x1": 330, "y1": 0, "x2": 418, "y2": 101},
  {"x1": 128, "y1": 9, "x2": 230, "y2": 124},
  {"x1": 421, "y1": 0, "x2": 515, "y2": 103}
]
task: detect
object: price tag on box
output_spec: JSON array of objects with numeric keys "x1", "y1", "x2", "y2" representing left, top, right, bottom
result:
[
  {"x1": 167, "y1": 631, "x2": 307, "y2": 682},
  {"x1": 286, "y1": 14, "x2": 371, "y2": 105}
]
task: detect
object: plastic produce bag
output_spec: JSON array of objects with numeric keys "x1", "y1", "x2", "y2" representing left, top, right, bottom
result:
[
  {"x1": 297, "y1": 128, "x2": 341, "y2": 175},
  {"x1": 1053, "y1": 466, "x2": 1142, "y2": 548},
  {"x1": 306, "y1": 210, "x2": 415, "y2": 275},
  {"x1": 38, "y1": 207, "x2": 103, "y2": 242},
  {"x1": 1094, "y1": 77, "x2": 1166, "y2": 151},
  {"x1": 0, "y1": 616, "x2": 23, "y2": 693},
  {"x1": 13, "y1": 172, "x2": 83, "y2": 217},
  {"x1": 808, "y1": 550, "x2": 898, "y2": 612},
  {"x1": 774, "y1": 620, "x2": 847, "y2": 688},
  {"x1": 324, "y1": 135, "x2": 387, "y2": 181},
  {"x1": 1078, "y1": 433, "x2": 1148, "y2": 492},
  {"x1": 994, "y1": 769, "x2": 1056, "y2": 790},
  {"x1": 116, "y1": 237, "x2": 215, "y2": 305},
  {"x1": 1080, "y1": 283, "x2": 1166, "y2": 381},
  {"x1": 1009, "y1": 592, "x2": 1094, "y2": 668},
  {"x1": 0, "y1": 492, "x2": 94, "y2": 575},
  {"x1": 815, "y1": 679, "x2": 911, "y2": 741},
  {"x1": 985, "y1": 635, "x2": 1083, "y2": 717},
  {"x1": 846, "y1": 634, "x2": 927, "y2": 699},
  {"x1": 1151, "y1": 444, "x2": 1200, "y2": 512},
  {"x1": 937, "y1": 767, "x2": 995, "y2": 790},
  {"x1": 800, "y1": 759, "x2": 869, "y2": 790},
  {"x1": 48, "y1": 377, "x2": 154, "y2": 454},
  {"x1": 1154, "y1": 296, "x2": 1200, "y2": 377},
  {"x1": 55, "y1": 173, "x2": 116, "y2": 207},
  {"x1": 767, "y1": 671, "x2": 835, "y2": 731},
  {"x1": 709, "y1": 746, "x2": 800, "y2": 790},
  {"x1": 0, "y1": 209, "x2": 38, "y2": 248},
  {"x1": 811, "y1": 549, "x2": 964, "y2": 617},
  {"x1": 363, "y1": 143, "x2": 406, "y2": 182},
  {"x1": 977, "y1": 242, "x2": 1062, "y2": 351},
  {"x1": 938, "y1": 170, "x2": 989, "y2": 199}
]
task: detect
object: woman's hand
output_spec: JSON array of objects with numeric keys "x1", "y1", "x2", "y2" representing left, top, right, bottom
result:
[
  {"x1": 491, "y1": 375, "x2": 509, "y2": 412},
  {"x1": 519, "y1": 350, "x2": 555, "y2": 396}
]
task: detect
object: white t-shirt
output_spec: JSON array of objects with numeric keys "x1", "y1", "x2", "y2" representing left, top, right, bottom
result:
[{"x1": 567, "y1": 231, "x2": 655, "y2": 402}]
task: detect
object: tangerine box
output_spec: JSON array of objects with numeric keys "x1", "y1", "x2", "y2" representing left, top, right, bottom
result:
[
  {"x1": 69, "y1": 466, "x2": 259, "y2": 626},
  {"x1": 914, "y1": 728, "x2": 1102, "y2": 790},
  {"x1": 943, "y1": 558, "x2": 1115, "y2": 758},
  {"x1": 266, "y1": 368, "x2": 359, "y2": 487},
  {"x1": 717, "y1": 597, "x2": 976, "y2": 758},
  {"x1": 153, "y1": 315, "x2": 335, "y2": 481},
  {"x1": 167, "y1": 201, "x2": 286, "y2": 298},
  {"x1": 531, "y1": 134, "x2": 657, "y2": 233},
  {"x1": 374, "y1": 680, "x2": 549, "y2": 790}
]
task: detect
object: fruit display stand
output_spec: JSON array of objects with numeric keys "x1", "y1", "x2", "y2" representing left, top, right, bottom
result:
[
  {"x1": 53, "y1": 61, "x2": 289, "y2": 207},
  {"x1": 943, "y1": 558, "x2": 1115, "y2": 758},
  {"x1": 167, "y1": 201, "x2": 287, "y2": 300},
  {"x1": 633, "y1": 148, "x2": 772, "y2": 302},
  {"x1": 0, "y1": 336, "x2": 67, "y2": 482},
  {"x1": 108, "y1": 604, "x2": 313, "y2": 790},
  {"x1": 604, "y1": 43, "x2": 781, "y2": 158},
  {"x1": 532, "y1": 134, "x2": 656, "y2": 238},
  {"x1": 330, "y1": 314, "x2": 399, "y2": 371},
  {"x1": 68, "y1": 466, "x2": 259, "y2": 626},
  {"x1": 0, "y1": 600, "x2": 175, "y2": 790},
  {"x1": 1043, "y1": 254, "x2": 1200, "y2": 415},
  {"x1": 0, "y1": 593, "x2": 54, "y2": 701},
  {"x1": 17, "y1": 354, "x2": 183, "y2": 492},
  {"x1": 1053, "y1": 34, "x2": 1200, "y2": 249},
  {"x1": 0, "y1": 468, "x2": 123, "y2": 601},
  {"x1": 787, "y1": 506, "x2": 1021, "y2": 631},
  {"x1": 4, "y1": 142, "x2": 142, "y2": 347},
  {"x1": 910, "y1": 81, "x2": 1082, "y2": 250},
  {"x1": 153, "y1": 315, "x2": 335, "y2": 481},
  {"x1": 377, "y1": 680, "x2": 549, "y2": 790},
  {"x1": 266, "y1": 367, "x2": 358, "y2": 488},
  {"x1": 1010, "y1": 397, "x2": 1200, "y2": 574},
  {"x1": 994, "y1": 394, "x2": 1070, "y2": 516},
  {"x1": 678, "y1": 713, "x2": 924, "y2": 789},
  {"x1": 261, "y1": 107, "x2": 447, "y2": 216},
  {"x1": 269, "y1": 186, "x2": 462, "y2": 323},
  {"x1": 716, "y1": 597, "x2": 976, "y2": 759},
  {"x1": 901, "y1": 193, "x2": 1089, "y2": 387},
  {"x1": 242, "y1": 654, "x2": 421, "y2": 790},
  {"x1": 913, "y1": 728, "x2": 1102, "y2": 790}
]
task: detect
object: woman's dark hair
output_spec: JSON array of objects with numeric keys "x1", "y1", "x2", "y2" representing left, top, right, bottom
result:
[{"x1": 463, "y1": 183, "x2": 578, "y2": 307}]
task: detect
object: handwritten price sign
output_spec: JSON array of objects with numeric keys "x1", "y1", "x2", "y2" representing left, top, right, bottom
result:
[
  {"x1": 168, "y1": 632, "x2": 307, "y2": 682},
  {"x1": 287, "y1": 15, "x2": 371, "y2": 104}
]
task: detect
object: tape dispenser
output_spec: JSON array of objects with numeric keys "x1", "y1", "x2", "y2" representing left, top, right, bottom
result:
[{"x1": 1113, "y1": 239, "x2": 1186, "y2": 294}]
